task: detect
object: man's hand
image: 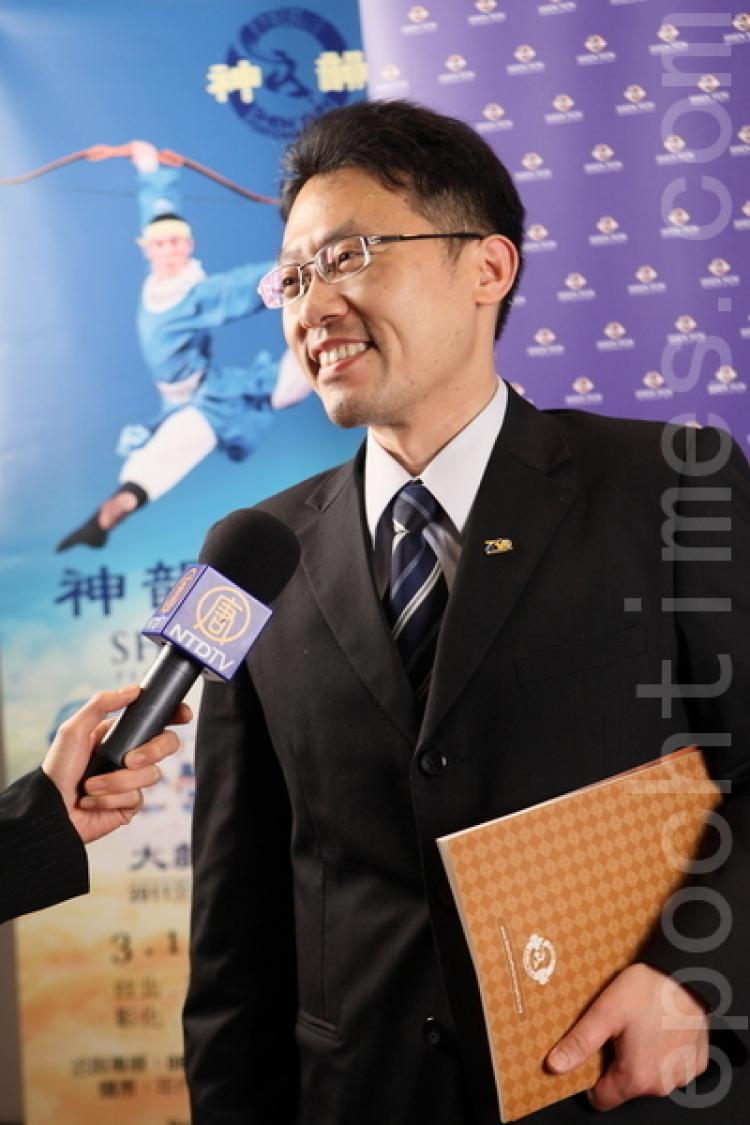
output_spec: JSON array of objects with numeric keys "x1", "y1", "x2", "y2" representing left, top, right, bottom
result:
[
  {"x1": 129, "y1": 139, "x2": 160, "y2": 175},
  {"x1": 42, "y1": 686, "x2": 191, "y2": 844},
  {"x1": 547, "y1": 962, "x2": 709, "y2": 1111}
]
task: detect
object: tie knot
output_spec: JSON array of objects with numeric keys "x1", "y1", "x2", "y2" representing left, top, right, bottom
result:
[{"x1": 392, "y1": 481, "x2": 441, "y2": 536}]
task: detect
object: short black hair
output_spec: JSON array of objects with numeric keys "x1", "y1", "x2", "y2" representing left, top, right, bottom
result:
[
  {"x1": 280, "y1": 99, "x2": 525, "y2": 340},
  {"x1": 144, "y1": 211, "x2": 187, "y2": 227}
]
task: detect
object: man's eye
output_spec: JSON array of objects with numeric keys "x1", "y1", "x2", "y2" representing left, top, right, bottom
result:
[
  {"x1": 278, "y1": 269, "x2": 302, "y2": 292},
  {"x1": 335, "y1": 248, "x2": 364, "y2": 271}
]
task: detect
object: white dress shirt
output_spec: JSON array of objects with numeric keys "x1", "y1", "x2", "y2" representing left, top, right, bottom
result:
[{"x1": 365, "y1": 378, "x2": 508, "y2": 595}]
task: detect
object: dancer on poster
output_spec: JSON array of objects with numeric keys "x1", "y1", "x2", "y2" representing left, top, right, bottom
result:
[{"x1": 57, "y1": 141, "x2": 309, "y2": 552}]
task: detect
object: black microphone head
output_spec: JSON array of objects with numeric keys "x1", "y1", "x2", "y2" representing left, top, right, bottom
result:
[{"x1": 199, "y1": 508, "x2": 300, "y2": 604}]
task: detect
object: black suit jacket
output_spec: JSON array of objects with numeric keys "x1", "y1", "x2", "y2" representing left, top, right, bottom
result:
[
  {"x1": 184, "y1": 388, "x2": 750, "y2": 1124},
  {"x1": 0, "y1": 767, "x2": 88, "y2": 925}
]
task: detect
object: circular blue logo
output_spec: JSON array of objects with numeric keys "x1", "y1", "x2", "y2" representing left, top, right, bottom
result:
[{"x1": 226, "y1": 7, "x2": 351, "y2": 139}]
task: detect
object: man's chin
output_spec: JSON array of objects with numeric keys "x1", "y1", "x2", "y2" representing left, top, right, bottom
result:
[
  {"x1": 325, "y1": 407, "x2": 367, "y2": 430},
  {"x1": 320, "y1": 393, "x2": 369, "y2": 430}
]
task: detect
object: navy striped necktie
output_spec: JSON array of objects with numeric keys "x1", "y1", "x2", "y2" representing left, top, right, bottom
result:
[{"x1": 383, "y1": 481, "x2": 449, "y2": 704}]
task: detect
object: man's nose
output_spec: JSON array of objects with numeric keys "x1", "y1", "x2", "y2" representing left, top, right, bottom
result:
[{"x1": 296, "y1": 271, "x2": 350, "y2": 328}]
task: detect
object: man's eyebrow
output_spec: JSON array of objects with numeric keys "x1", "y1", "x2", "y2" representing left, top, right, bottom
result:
[{"x1": 279, "y1": 223, "x2": 363, "y2": 264}]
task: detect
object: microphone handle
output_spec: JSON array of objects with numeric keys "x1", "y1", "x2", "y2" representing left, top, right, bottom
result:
[{"x1": 84, "y1": 646, "x2": 202, "y2": 776}]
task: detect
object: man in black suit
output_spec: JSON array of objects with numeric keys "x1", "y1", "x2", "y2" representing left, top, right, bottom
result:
[
  {"x1": 183, "y1": 100, "x2": 750, "y2": 1123},
  {"x1": 1, "y1": 685, "x2": 188, "y2": 924}
]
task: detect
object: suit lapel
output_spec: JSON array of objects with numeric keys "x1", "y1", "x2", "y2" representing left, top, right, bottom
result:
[
  {"x1": 299, "y1": 450, "x2": 419, "y2": 742},
  {"x1": 296, "y1": 392, "x2": 577, "y2": 746},
  {"x1": 420, "y1": 390, "x2": 577, "y2": 744}
]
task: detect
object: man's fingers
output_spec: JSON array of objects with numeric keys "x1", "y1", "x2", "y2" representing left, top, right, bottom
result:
[
  {"x1": 172, "y1": 701, "x2": 193, "y2": 726},
  {"x1": 588, "y1": 1059, "x2": 640, "y2": 1111},
  {"x1": 83, "y1": 763, "x2": 161, "y2": 797},
  {"x1": 91, "y1": 717, "x2": 116, "y2": 745},
  {"x1": 91, "y1": 702, "x2": 189, "y2": 761},
  {"x1": 79, "y1": 784, "x2": 149, "y2": 811},
  {"x1": 121, "y1": 729, "x2": 181, "y2": 770},
  {"x1": 113, "y1": 791, "x2": 145, "y2": 822},
  {"x1": 588, "y1": 1047, "x2": 702, "y2": 1111},
  {"x1": 547, "y1": 998, "x2": 619, "y2": 1074},
  {"x1": 67, "y1": 686, "x2": 141, "y2": 733},
  {"x1": 547, "y1": 966, "x2": 710, "y2": 1111},
  {"x1": 586, "y1": 1031, "x2": 708, "y2": 1112}
]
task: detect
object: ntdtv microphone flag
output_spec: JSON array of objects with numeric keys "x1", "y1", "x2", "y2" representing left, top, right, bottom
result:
[
  {"x1": 92, "y1": 505, "x2": 300, "y2": 775},
  {"x1": 86, "y1": 565, "x2": 272, "y2": 777},
  {"x1": 143, "y1": 565, "x2": 272, "y2": 681}
]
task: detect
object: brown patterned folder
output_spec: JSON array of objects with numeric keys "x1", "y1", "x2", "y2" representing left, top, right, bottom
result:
[{"x1": 436, "y1": 746, "x2": 722, "y2": 1122}]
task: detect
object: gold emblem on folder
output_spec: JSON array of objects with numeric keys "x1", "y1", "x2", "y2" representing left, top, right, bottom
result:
[{"x1": 484, "y1": 538, "x2": 513, "y2": 556}]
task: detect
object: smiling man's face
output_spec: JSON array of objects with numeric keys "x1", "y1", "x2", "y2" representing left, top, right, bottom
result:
[{"x1": 281, "y1": 167, "x2": 488, "y2": 435}]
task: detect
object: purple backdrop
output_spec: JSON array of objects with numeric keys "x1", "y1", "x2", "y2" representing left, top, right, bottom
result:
[{"x1": 358, "y1": 0, "x2": 749, "y2": 451}]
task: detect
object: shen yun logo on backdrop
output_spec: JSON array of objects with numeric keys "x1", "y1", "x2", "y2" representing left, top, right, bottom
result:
[{"x1": 207, "y1": 8, "x2": 366, "y2": 139}]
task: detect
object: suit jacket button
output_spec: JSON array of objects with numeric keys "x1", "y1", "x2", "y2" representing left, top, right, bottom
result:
[
  {"x1": 419, "y1": 750, "x2": 447, "y2": 776},
  {"x1": 423, "y1": 1015, "x2": 444, "y2": 1047}
]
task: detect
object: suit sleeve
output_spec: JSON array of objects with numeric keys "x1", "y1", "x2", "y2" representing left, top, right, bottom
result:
[
  {"x1": 641, "y1": 427, "x2": 750, "y2": 1053},
  {"x1": 0, "y1": 767, "x2": 88, "y2": 925},
  {"x1": 183, "y1": 662, "x2": 299, "y2": 1124}
]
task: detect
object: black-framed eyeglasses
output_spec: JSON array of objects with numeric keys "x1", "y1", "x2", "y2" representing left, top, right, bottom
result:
[{"x1": 256, "y1": 232, "x2": 485, "y2": 309}]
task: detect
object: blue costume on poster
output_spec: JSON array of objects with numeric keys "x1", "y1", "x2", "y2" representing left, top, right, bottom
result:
[{"x1": 58, "y1": 141, "x2": 310, "y2": 552}]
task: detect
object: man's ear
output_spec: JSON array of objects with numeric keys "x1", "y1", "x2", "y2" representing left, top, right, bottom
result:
[{"x1": 474, "y1": 235, "x2": 519, "y2": 308}]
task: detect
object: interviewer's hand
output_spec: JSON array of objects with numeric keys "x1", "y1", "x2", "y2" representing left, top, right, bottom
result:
[
  {"x1": 42, "y1": 686, "x2": 191, "y2": 844},
  {"x1": 547, "y1": 962, "x2": 709, "y2": 1110}
]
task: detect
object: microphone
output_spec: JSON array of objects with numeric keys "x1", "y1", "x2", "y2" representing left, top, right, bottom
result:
[{"x1": 85, "y1": 509, "x2": 300, "y2": 776}]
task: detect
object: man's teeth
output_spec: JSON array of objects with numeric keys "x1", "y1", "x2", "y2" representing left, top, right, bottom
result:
[{"x1": 318, "y1": 342, "x2": 369, "y2": 367}]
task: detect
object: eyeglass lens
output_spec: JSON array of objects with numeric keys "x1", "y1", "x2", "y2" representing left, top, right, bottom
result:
[{"x1": 269, "y1": 236, "x2": 369, "y2": 305}]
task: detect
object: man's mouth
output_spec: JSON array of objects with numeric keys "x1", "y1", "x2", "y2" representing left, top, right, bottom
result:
[{"x1": 317, "y1": 342, "x2": 371, "y2": 370}]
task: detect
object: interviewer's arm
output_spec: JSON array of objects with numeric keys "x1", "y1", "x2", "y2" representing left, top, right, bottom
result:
[{"x1": 0, "y1": 685, "x2": 189, "y2": 923}]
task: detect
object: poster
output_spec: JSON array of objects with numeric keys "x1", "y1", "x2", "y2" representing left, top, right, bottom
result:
[{"x1": 0, "y1": 2, "x2": 364, "y2": 1120}]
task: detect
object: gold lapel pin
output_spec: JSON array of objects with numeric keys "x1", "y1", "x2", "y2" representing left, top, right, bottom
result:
[{"x1": 483, "y1": 538, "x2": 514, "y2": 556}]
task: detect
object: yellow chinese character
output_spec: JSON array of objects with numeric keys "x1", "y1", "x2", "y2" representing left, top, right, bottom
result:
[
  {"x1": 206, "y1": 60, "x2": 263, "y2": 105},
  {"x1": 204, "y1": 594, "x2": 242, "y2": 639},
  {"x1": 315, "y1": 50, "x2": 368, "y2": 94}
]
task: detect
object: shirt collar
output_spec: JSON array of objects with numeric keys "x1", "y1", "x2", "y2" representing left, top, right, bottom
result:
[
  {"x1": 364, "y1": 377, "x2": 507, "y2": 544},
  {"x1": 142, "y1": 258, "x2": 206, "y2": 313}
]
